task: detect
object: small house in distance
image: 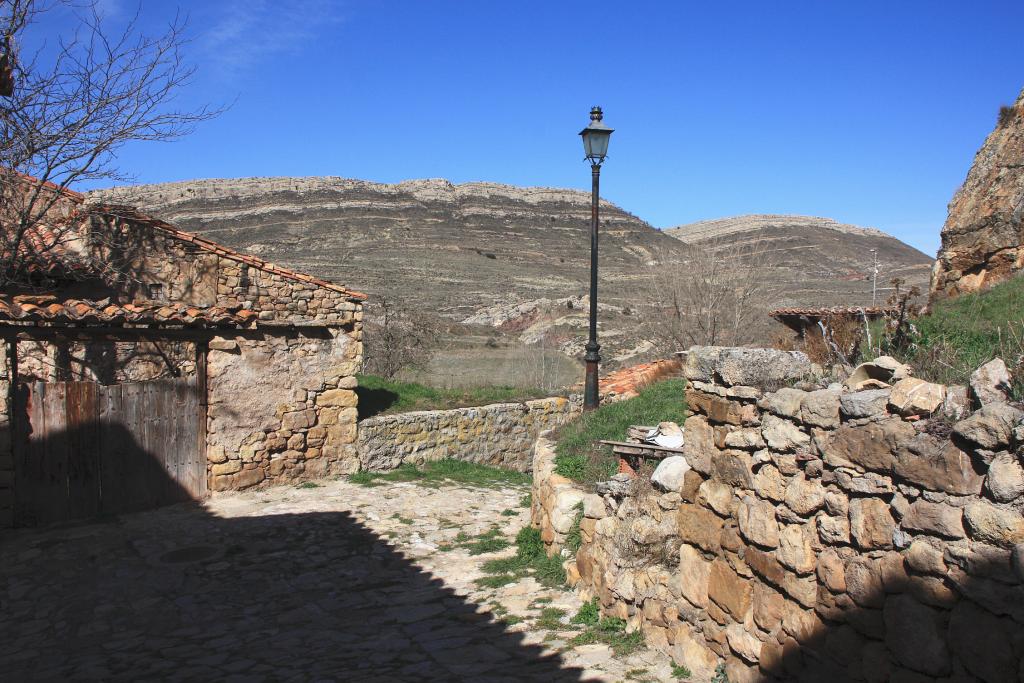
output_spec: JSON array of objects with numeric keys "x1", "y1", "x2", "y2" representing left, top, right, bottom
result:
[
  {"x1": 0, "y1": 178, "x2": 365, "y2": 527},
  {"x1": 771, "y1": 305, "x2": 895, "y2": 339}
]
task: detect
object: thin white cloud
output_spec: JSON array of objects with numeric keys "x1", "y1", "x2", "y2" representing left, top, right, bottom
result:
[{"x1": 197, "y1": 0, "x2": 345, "y2": 79}]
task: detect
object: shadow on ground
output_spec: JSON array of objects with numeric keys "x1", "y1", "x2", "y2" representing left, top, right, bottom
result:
[{"x1": 1, "y1": 418, "x2": 587, "y2": 681}]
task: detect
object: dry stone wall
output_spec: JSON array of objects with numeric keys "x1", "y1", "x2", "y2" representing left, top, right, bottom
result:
[
  {"x1": 534, "y1": 346, "x2": 1024, "y2": 683},
  {"x1": 358, "y1": 397, "x2": 580, "y2": 473}
]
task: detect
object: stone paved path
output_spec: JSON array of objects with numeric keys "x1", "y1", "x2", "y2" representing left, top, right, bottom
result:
[{"x1": 1, "y1": 476, "x2": 679, "y2": 682}]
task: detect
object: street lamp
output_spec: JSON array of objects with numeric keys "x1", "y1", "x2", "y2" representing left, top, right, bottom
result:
[{"x1": 579, "y1": 106, "x2": 613, "y2": 411}]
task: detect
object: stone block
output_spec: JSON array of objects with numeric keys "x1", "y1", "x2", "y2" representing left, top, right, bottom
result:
[
  {"x1": 753, "y1": 464, "x2": 786, "y2": 502},
  {"x1": 726, "y1": 623, "x2": 762, "y2": 663},
  {"x1": 752, "y1": 581, "x2": 786, "y2": 631},
  {"x1": 317, "y1": 388, "x2": 358, "y2": 408},
  {"x1": 800, "y1": 389, "x2": 841, "y2": 428},
  {"x1": 677, "y1": 503, "x2": 724, "y2": 553},
  {"x1": 819, "y1": 418, "x2": 915, "y2": 472},
  {"x1": 952, "y1": 402, "x2": 1022, "y2": 451},
  {"x1": 894, "y1": 433, "x2": 983, "y2": 495},
  {"x1": 778, "y1": 523, "x2": 815, "y2": 574},
  {"x1": 211, "y1": 460, "x2": 241, "y2": 476},
  {"x1": 784, "y1": 473, "x2": 825, "y2": 516},
  {"x1": 745, "y1": 546, "x2": 786, "y2": 586},
  {"x1": 905, "y1": 538, "x2": 946, "y2": 575},
  {"x1": 948, "y1": 598, "x2": 1018, "y2": 683},
  {"x1": 677, "y1": 543, "x2": 711, "y2": 608},
  {"x1": 682, "y1": 414, "x2": 714, "y2": 474},
  {"x1": 757, "y1": 387, "x2": 805, "y2": 420},
  {"x1": 883, "y1": 594, "x2": 951, "y2": 677},
  {"x1": 964, "y1": 499, "x2": 1024, "y2": 547},
  {"x1": 688, "y1": 390, "x2": 745, "y2": 425},
  {"x1": 985, "y1": 451, "x2": 1024, "y2": 502},
  {"x1": 761, "y1": 414, "x2": 810, "y2": 452},
  {"x1": 817, "y1": 548, "x2": 846, "y2": 592},
  {"x1": 711, "y1": 449, "x2": 755, "y2": 488},
  {"x1": 970, "y1": 357, "x2": 1012, "y2": 407},
  {"x1": 888, "y1": 377, "x2": 946, "y2": 417},
  {"x1": 698, "y1": 480, "x2": 735, "y2": 516},
  {"x1": 839, "y1": 388, "x2": 891, "y2": 419},
  {"x1": 844, "y1": 556, "x2": 885, "y2": 608},
  {"x1": 902, "y1": 499, "x2": 965, "y2": 539},
  {"x1": 737, "y1": 497, "x2": 780, "y2": 548},
  {"x1": 708, "y1": 558, "x2": 752, "y2": 620},
  {"x1": 714, "y1": 347, "x2": 813, "y2": 388},
  {"x1": 849, "y1": 498, "x2": 896, "y2": 550},
  {"x1": 650, "y1": 455, "x2": 691, "y2": 493}
]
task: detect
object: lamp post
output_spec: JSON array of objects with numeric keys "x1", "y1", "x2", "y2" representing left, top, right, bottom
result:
[{"x1": 579, "y1": 106, "x2": 613, "y2": 411}]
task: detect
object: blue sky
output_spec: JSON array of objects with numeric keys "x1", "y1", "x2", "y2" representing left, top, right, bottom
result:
[{"x1": 53, "y1": 1, "x2": 1024, "y2": 255}]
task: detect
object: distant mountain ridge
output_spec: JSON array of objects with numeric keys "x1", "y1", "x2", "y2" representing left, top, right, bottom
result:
[{"x1": 88, "y1": 178, "x2": 934, "y2": 372}]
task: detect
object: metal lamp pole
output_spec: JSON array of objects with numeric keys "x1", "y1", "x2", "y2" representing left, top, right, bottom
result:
[{"x1": 579, "y1": 107, "x2": 613, "y2": 411}]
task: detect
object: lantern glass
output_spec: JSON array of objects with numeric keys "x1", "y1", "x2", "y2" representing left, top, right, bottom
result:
[{"x1": 579, "y1": 107, "x2": 613, "y2": 163}]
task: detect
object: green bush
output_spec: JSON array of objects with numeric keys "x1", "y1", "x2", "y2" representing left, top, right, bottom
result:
[
  {"x1": 554, "y1": 378, "x2": 687, "y2": 485},
  {"x1": 876, "y1": 275, "x2": 1023, "y2": 394}
]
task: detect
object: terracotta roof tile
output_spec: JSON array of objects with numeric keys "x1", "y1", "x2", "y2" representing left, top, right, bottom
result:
[
  {"x1": 0, "y1": 295, "x2": 259, "y2": 328},
  {"x1": 770, "y1": 306, "x2": 896, "y2": 317}
]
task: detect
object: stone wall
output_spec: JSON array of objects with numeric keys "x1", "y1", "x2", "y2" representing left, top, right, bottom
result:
[
  {"x1": 207, "y1": 321, "x2": 362, "y2": 490},
  {"x1": 534, "y1": 346, "x2": 1024, "y2": 682},
  {"x1": 358, "y1": 397, "x2": 581, "y2": 473}
]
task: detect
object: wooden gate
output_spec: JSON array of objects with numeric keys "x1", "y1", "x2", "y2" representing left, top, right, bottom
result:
[{"x1": 13, "y1": 377, "x2": 206, "y2": 526}]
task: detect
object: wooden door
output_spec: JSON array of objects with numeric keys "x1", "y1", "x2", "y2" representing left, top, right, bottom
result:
[{"x1": 13, "y1": 377, "x2": 206, "y2": 526}]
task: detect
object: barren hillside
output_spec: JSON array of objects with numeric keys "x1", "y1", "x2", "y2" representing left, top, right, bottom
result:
[{"x1": 665, "y1": 214, "x2": 933, "y2": 308}]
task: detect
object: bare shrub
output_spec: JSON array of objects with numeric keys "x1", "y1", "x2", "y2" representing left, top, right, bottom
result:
[
  {"x1": 642, "y1": 236, "x2": 784, "y2": 353},
  {"x1": 1, "y1": 0, "x2": 218, "y2": 287},
  {"x1": 362, "y1": 295, "x2": 440, "y2": 379}
]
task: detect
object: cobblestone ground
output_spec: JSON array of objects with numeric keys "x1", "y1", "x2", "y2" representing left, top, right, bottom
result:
[{"x1": 1, "y1": 477, "x2": 680, "y2": 682}]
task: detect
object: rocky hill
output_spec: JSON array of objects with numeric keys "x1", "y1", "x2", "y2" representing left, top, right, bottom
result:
[
  {"x1": 665, "y1": 214, "x2": 933, "y2": 308},
  {"x1": 89, "y1": 178, "x2": 933, "y2": 382},
  {"x1": 931, "y1": 86, "x2": 1024, "y2": 302}
]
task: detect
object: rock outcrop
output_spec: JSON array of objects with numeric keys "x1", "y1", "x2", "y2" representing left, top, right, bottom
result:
[{"x1": 931, "y1": 86, "x2": 1024, "y2": 301}]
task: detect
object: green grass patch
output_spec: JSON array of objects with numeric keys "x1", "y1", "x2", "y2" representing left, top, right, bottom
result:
[
  {"x1": 536, "y1": 607, "x2": 568, "y2": 630},
  {"x1": 501, "y1": 508, "x2": 518, "y2": 517},
  {"x1": 356, "y1": 373, "x2": 558, "y2": 419},
  {"x1": 571, "y1": 598, "x2": 600, "y2": 626},
  {"x1": 296, "y1": 481, "x2": 321, "y2": 489},
  {"x1": 519, "y1": 492, "x2": 532, "y2": 508},
  {"x1": 876, "y1": 275, "x2": 1024, "y2": 393},
  {"x1": 390, "y1": 513, "x2": 414, "y2": 525},
  {"x1": 569, "y1": 616, "x2": 644, "y2": 656},
  {"x1": 347, "y1": 459, "x2": 531, "y2": 489},
  {"x1": 475, "y1": 526, "x2": 566, "y2": 589},
  {"x1": 460, "y1": 527, "x2": 511, "y2": 555},
  {"x1": 553, "y1": 378, "x2": 687, "y2": 485}
]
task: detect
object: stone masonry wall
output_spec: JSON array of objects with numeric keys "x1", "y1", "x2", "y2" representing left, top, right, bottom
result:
[
  {"x1": 534, "y1": 346, "x2": 1024, "y2": 683},
  {"x1": 206, "y1": 317, "x2": 362, "y2": 491},
  {"x1": 358, "y1": 397, "x2": 581, "y2": 473}
]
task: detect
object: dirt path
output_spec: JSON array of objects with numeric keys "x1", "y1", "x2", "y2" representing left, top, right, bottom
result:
[{"x1": 1, "y1": 476, "x2": 681, "y2": 682}]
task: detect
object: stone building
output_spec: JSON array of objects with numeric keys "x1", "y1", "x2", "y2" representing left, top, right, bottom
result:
[{"x1": 0, "y1": 178, "x2": 365, "y2": 527}]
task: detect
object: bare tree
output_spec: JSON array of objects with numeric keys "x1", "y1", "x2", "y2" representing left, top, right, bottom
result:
[
  {"x1": 0, "y1": 0, "x2": 218, "y2": 286},
  {"x1": 362, "y1": 294, "x2": 440, "y2": 379},
  {"x1": 642, "y1": 236, "x2": 784, "y2": 352}
]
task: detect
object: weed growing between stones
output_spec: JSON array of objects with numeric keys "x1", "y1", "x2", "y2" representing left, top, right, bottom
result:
[
  {"x1": 390, "y1": 513, "x2": 414, "y2": 525},
  {"x1": 460, "y1": 527, "x2": 511, "y2": 555},
  {"x1": 536, "y1": 607, "x2": 568, "y2": 630},
  {"x1": 568, "y1": 616, "x2": 644, "y2": 656},
  {"x1": 296, "y1": 482, "x2": 320, "y2": 489},
  {"x1": 500, "y1": 508, "x2": 518, "y2": 516},
  {"x1": 475, "y1": 527, "x2": 567, "y2": 588},
  {"x1": 571, "y1": 598, "x2": 599, "y2": 626},
  {"x1": 671, "y1": 662, "x2": 692, "y2": 679},
  {"x1": 347, "y1": 459, "x2": 532, "y2": 488},
  {"x1": 625, "y1": 668, "x2": 650, "y2": 681},
  {"x1": 564, "y1": 501, "x2": 585, "y2": 552},
  {"x1": 710, "y1": 663, "x2": 730, "y2": 683}
]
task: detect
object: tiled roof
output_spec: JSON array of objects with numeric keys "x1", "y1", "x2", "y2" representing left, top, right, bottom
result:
[
  {"x1": 601, "y1": 359, "x2": 683, "y2": 401},
  {"x1": 3, "y1": 172, "x2": 366, "y2": 300},
  {"x1": 0, "y1": 295, "x2": 259, "y2": 328},
  {"x1": 770, "y1": 306, "x2": 896, "y2": 317},
  {"x1": 91, "y1": 204, "x2": 367, "y2": 300}
]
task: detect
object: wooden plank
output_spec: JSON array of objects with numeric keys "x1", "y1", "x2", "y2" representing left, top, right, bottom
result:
[
  {"x1": 40, "y1": 381, "x2": 70, "y2": 524},
  {"x1": 598, "y1": 439, "x2": 686, "y2": 454},
  {"x1": 65, "y1": 382, "x2": 100, "y2": 519}
]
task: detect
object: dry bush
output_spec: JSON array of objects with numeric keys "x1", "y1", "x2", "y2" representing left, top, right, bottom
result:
[
  {"x1": 642, "y1": 236, "x2": 784, "y2": 353},
  {"x1": 362, "y1": 295, "x2": 441, "y2": 379}
]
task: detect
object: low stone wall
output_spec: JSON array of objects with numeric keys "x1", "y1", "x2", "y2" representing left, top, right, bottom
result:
[
  {"x1": 534, "y1": 346, "x2": 1024, "y2": 682},
  {"x1": 358, "y1": 397, "x2": 581, "y2": 472}
]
